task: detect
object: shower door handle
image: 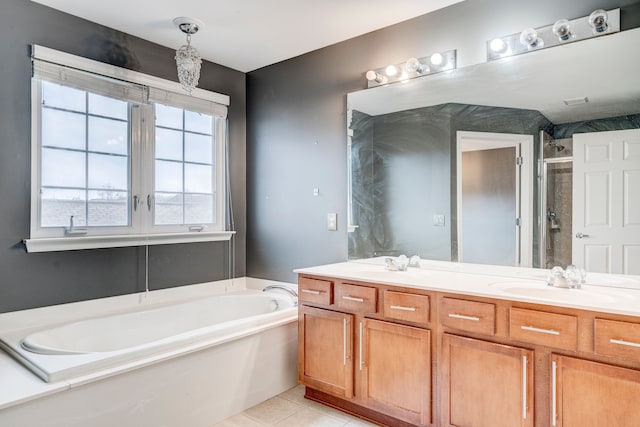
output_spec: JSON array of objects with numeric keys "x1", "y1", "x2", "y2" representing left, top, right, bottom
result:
[{"x1": 575, "y1": 232, "x2": 589, "y2": 239}]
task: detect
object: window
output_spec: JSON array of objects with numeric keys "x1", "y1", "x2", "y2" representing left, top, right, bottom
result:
[
  {"x1": 40, "y1": 81, "x2": 132, "y2": 229},
  {"x1": 153, "y1": 103, "x2": 216, "y2": 226},
  {"x1": 26, "y1": 46, "x2": 232, "y2": 252}
]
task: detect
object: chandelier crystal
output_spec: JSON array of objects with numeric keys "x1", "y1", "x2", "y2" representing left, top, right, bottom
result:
[{"x1": 174, "y1": 19, "x2": 203, "y2": 95}]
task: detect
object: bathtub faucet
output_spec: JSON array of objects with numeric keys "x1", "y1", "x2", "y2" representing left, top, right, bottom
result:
[{"x1": 263, "y1": 285, "x2": 298, "y2": 306}]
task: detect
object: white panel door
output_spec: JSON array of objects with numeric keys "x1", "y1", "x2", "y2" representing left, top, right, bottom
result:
[{"x1": 573, "y1": 129, "x2": 640, "y2": 274}]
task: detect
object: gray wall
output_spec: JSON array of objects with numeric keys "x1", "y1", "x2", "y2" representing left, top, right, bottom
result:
[
  {"x1": 0, "y1": 0, "x2": 246, "y2": 313},
  {"x1": 247, "y1": 0, "x2": 640, "y2": 283}
]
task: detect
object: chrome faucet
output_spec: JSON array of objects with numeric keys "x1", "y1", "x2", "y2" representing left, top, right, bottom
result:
[
  {"x1": 384, "y1": 255, "x2": 421, "y2": 271},
  {"x1": 263, "y1": 284, "x2": 298, "y2": 305},
  {"x1": 546, "y1": 265, "x2": 585, "y2": 289},
  {"x1": 408, "y1": 255, "x2": 421, "y2": 268}
]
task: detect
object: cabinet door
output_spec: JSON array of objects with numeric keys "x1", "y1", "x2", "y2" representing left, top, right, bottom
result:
[
  {"x1": 361, "y1": 319, "x2": 431, "y2": 426},
  {"x1": 298, "y1": 305, "x2": 354, "y2": 398},
  {"x1": 551, "y1": 355, "x2": 640, "y2": 427},
  {"x1": 442, "y1": 334, "x2": 533, "y2": 427}
]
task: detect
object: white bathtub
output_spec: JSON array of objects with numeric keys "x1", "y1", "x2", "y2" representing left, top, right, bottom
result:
[{"x1": 0, "y1": 278, "x2": 298, "y2": 427}]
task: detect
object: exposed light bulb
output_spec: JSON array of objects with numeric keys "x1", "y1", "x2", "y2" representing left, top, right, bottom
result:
[
  {"x1": 589, "y1": 9, "x2": 608, "y2": 33},
  {"x1": 519, "y1": 28, "x2": 542, "y2": 49},
  {"x1": 405, "y1": 57, "x2": 426, "y2": 74},
  {"x1": 385, "y1": 64, "x2": 398, "y2": 76},
  {"x1": 489, "y1": 38, "x2": 508, "y2": 54},
  {"x1": 552, "y1": 19, "x2": 572, "y2": 41},
  {"x1": 430, "y1": 53, "x2": 443, "y2": 66},
  {"x1": 365, "y1": 70, "x2": 385, "y2": 83}
]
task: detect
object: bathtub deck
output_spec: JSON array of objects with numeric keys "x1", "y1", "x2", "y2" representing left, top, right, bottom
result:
[{"x1": 0, "y1": 277, "x2": 297, "y2": 415}]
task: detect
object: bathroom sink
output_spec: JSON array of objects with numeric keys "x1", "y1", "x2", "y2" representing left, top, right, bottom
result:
[{"x1": 488, "y1": 281, "x2": 635, "y2": 305}]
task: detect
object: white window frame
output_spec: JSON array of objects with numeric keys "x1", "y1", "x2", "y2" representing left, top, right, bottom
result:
[{"x1": 24, "y1": 46, "x2": 233, "y2": 253}]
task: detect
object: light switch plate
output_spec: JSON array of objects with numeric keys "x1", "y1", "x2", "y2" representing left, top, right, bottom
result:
[
  {"x1": 327, "y1": 213, "x2": 337, "y2": 231},
  {"x1": 433, "y1": 214, "x2": 445, "y2": 227}
]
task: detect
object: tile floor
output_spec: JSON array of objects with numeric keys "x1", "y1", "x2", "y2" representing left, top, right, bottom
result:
[{"x1": 214, "y1": 385, "x2": 378, "y2": 427}]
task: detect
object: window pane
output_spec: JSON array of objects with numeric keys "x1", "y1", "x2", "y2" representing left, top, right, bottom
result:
[
  {"x1": 42, "y1": 148, "x2": 85, "y2": 187},
  {"x1": 185, "y1": 194, "x2": 214, "y2": 224},
  {"x1": 185, "y1": 110, "x2": 212, "y2": 134},
  {"x1": 88, "y1": 153, "x2": 128, "y2": 190},
  {"x1": 155, "y1": 128, "x2": 183, "y2": 161},
  {"x1": 155, "y1": 104, "x2": 183, "y2": 129},
  {"x1": 41, "y1": 188, "x2": 86, "y2": 227},
  {"x1": 42, "y1": 109, "x2": 86, "y2": 150},
  {"x1": 88, "y1": 93, "x2": 128, "y2": 120},
  {"x1": 88, "y1": 117, "x2": 128, "y2": 155},
  {"x1": 155, "y1": 160, "x2": 183, "y2": 192},
  {"x1": 155, "y1": 193, "x2": 183, "y2": 225},
  {"x1": 88, "y1": 190, "x2": 128, "y2": 226},
  {"x1": 42, "y1": 81, "x2": 86, "y2": 112},
  {"x1": 185, "y1": 133, "x2": 213, "y2": 164},
  {"x1": 185, "y1": 164, "x2": 212, "y2": 193}
]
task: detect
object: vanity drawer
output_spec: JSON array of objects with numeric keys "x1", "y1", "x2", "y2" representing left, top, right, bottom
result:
[
  {"x1": 510, "y1": 308, "x2": 577, "y2": 351},
  {"x1": 336, "y1": 283, "x2": 377, "y2": 313},
  {"x1": 440, "y1": 297, "x2": 495, "y2": 335},
  {"x1": 383, "y1": 291, "x2": 429, "y2": 324},
  {"x1": 298, "y1": 277, "x2": 333, "y2": 305},
  {"x1": 595, "y1": 318, "x2": 640, "y2": 360}
]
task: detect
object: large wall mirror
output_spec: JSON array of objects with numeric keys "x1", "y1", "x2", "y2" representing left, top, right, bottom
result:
[{"x1": 347, "y1": 27, "x2": 640, "y2": 275}]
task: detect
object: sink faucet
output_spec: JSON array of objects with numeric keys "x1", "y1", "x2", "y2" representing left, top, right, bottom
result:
[
  {"x1": 384, "y1": 255, "x2": 421, "y2": 271},
  {"x1": 546, "y1": 265, "x2": 585, "y2": 289},
  {"x1": 385, "y1": 257, "x2": 407, "y2": 271}
]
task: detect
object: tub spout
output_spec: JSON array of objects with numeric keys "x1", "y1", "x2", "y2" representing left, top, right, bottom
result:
[{"x1": 263, "y1": 284, "x2": 298, "y2": 306}]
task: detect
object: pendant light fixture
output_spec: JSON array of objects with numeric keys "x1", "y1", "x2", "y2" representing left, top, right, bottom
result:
[{"x1": 173, "y1": 17, "x2": 204, "y2": 95}]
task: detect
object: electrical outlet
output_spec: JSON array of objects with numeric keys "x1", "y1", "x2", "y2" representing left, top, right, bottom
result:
[{"x1": 327, "y1": 213, "x2": 337, "y2": 231}]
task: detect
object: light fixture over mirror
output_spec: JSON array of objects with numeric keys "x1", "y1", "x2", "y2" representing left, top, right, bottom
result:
[
  {"x1": 173, "y1": 17, "x2": 204, "y2": 95},
  {"x1": 365, "y1": 50, "x2": 456, "y2": 88},
  {"x1": 487, "y1": 8, "x2": 619, "y2": 61}
]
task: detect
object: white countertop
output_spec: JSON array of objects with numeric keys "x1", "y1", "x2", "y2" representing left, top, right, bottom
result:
[{"x1": 295, "y1": 258, "x2": 640, "y2": 317}]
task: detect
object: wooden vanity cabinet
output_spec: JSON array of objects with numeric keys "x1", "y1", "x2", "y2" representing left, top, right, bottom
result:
[
  {"x1": 298, "y1": 273, "x2": 640, "y2": 427},
  {"x1": 441, "y1": 334, "x2": 534, "y2": 427},
  {"x1": 361, "y1": 318, "x2": 431, "y2": 426},
  {"x1": 298, "y1": 277, "x2": 433, "y2": 426},
  {"x1": 551, "y1": 355, "x2": 640, "y2": 427},
  {"x1": 298, "y1": 305, "x2": 354, "y2": 398}
]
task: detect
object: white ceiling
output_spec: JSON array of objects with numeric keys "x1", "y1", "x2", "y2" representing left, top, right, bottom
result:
[{"x1": 31, "y1": 0, "x2": 463, "y2": 72}]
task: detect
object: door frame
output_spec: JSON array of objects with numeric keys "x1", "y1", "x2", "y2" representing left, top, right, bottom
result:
[{"x1": 456, "y1": 131, "x2": 534, "y2": 267}]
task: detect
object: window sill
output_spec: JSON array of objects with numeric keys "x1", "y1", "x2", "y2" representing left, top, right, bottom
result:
[{"x1": 23, "y1": 231, "x2": 235, "y2": 253}]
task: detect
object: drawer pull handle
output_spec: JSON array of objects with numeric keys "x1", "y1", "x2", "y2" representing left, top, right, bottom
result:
[
  {"x1": 610, "y1": 338, "x2": 640, "y2": 348},
  {"x1": 390, "y1": 305, "x2": 416, "y2": 312},
  {"x1": 342, "y1": 296, "x2": 365, "y2": 303},
  {"x1": 301, "y1": 289, "x2": 321, "y2": 295},
  {"x1": 448, "y1": 313, "x2": 480, "y2": 322},
  {"x1": 521, "y1": 325, "x2": 559, "y2": 336}
]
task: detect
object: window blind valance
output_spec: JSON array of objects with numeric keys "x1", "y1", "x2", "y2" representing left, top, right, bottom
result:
[{"x1": 31, "y1": 45, "x2": 229, "y2": 118}]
